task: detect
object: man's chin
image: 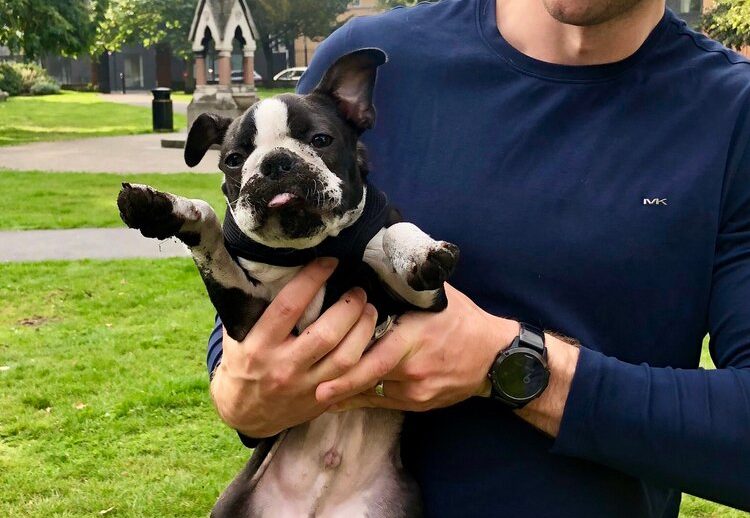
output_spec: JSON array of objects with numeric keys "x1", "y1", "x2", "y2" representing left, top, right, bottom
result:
[{"x1": 543, "y1": 0, "x2": 642, "y2": 26}]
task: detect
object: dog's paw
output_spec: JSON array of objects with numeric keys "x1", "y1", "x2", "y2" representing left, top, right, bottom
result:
[
  {"x1": 407, "y1": 241, "x2": 460, "y2": 291},
  {"x1": 117, "y1": 183, "x2": 188, "y2": 240}
]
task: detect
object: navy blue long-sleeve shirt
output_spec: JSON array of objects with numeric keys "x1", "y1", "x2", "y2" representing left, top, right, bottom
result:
[{"x1": 208, "y1": 1, "x2": 750, "y2": 515}]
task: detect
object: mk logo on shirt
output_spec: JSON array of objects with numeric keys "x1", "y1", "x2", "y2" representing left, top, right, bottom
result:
[{"x1": 643, "y1": 198, "x2": 668, "y2": 206}]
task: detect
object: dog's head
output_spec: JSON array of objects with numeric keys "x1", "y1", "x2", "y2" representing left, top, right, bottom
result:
[{"x1": 185, "y1": 48, "x2": 387, "y2": 249}]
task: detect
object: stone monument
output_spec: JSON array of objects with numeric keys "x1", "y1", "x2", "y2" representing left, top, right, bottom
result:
[{"x1": 187, "y1": 0, "x2": 259, "y2": 127}]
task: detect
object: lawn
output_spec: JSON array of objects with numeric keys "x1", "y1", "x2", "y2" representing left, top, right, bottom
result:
[
  {"x1": 0, "y1": 259, "x2": 745, "y2": 517},
  {"x1": 0, "y1": 91, "x2": 187, "y2": 147},
  {"x1": 0, "y1": 259, "x2": 249, "y2": 517},
  {"x1": 0, "y1": 171, "x2": 224, "y2": 231}
]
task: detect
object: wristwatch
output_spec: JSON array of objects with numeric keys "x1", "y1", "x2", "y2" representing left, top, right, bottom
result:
[{"x1": 488, "y1": 323, "x2": 550, "y2": 409}]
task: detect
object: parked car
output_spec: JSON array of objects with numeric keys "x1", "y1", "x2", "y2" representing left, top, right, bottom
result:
[
  {"x1": 273, "y1": 67, "x2": 307, "y2": 85},
  {"x1": 231, "y1": 69, "x2": 263, "y2": 84}
]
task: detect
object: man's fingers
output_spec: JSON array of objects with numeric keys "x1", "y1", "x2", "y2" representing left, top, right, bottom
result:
[
  {"x1": 315, "y1": 330, "x2": 409, "y2": 404},
  {"x1": 292, "y1": 288, "x2": 369, "y2": 366},
  {"x1": 255, "y1": 258, "x2": 338, "y2": 342},
  {"x1": 311, "y1": 303, "x2": 378, "y2": 379}
]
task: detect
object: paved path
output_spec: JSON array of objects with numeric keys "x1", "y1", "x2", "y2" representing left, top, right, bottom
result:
[
  {"x1": 100, "y1": 92, "x2": 190, "y2": 115},
  {"x1": 0, "y1": 133, "x2": 220, "y2": 174},
  {"x1": 0, "y1": 228, "x2": 190, "y2": 262}
]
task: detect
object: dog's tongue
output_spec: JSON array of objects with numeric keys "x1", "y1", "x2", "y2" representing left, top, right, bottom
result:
[{"x1": 268, "y1": 192, "x2": 298, "y2": 208}]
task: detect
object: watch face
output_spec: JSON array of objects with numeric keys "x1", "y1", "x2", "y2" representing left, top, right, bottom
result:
[{"x1": 494, "y1": 350, "x2": 548, "y2": 400}]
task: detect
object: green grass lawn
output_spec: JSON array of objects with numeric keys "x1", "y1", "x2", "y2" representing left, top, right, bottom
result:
[
  {"x1": 0, "y1": 171, "x2": 223, "y2": 230},
  {"x1": 0, "y1": 259, "x2": 249, "y2": 517},
  {"x1": 0, "y1": 92, "x2": 187, "y2": 147},
  {"x1": 0, "y1": 259, "x2": 746, "y2": 517}
]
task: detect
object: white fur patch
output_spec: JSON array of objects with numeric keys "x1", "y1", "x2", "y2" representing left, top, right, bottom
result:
[
  {"x1": 363, "y1": 224, "x2": 441, "y2": 309},
  {"x1": 253, "y1": 98, "x2": 289, "y2": 149}
]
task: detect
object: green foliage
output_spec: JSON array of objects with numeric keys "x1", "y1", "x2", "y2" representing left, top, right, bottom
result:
[
  {"x1": 703, "y1": 0, "x2": 750, "y2": 50},
  {"x1": 94, "y1": 0, "x2": 196, "y2": 59},
  {"x1": 0, "y1": 171, "x2": 224, "y2": 230},
  {"x1": 29, "y1": 81, "x2": 61, "y2": 96},
  {"x1": 0, "y1": 63, "x2": 59, "y2": 96},
  {"x1": 250, "y1": 0, "x2": 352, "y2": 42},
  {"x1": 249, "y1": 0, "x2": 350, "y2": 80},
  {"x1": 10, "y1": 62, "x2": 53, "y2": 93},
  {"x1": 0, "y1": 0, "x2": 94, "y2": 60},
  {"x1": 0, "y1": 63, "x2": 23, "y2": 96},
  {"x1": 0, "y1": 91, "x2": 186, "y2": 146}
]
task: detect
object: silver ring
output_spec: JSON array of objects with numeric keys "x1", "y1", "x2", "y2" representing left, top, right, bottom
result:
[{"x1": 375, "y1": 380, "x2": 385, "y2": 398}]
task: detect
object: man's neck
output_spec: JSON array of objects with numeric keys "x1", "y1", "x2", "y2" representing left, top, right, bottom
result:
[{"x1": 495, "y1": 0, "x2": 665, "y2": 66}]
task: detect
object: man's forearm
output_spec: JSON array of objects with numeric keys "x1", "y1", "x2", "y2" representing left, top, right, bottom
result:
[
  {"x1": 481, "y1": 316, "x2": 580, "y2": 437},
  {"x1": 514, "y1": 332, "x2": 580, "y2": 437}
]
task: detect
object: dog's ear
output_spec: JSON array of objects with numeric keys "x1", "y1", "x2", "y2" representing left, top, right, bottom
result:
[
  {"x1": 313, "y1": 48, "x2": 387, "y2": 132},
  {"x1": 185, "y1": 113, "x2": 233, "y2": 167}
]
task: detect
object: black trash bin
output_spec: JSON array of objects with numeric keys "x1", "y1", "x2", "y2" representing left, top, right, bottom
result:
[{"x1": 151, "y1": 87, "x2": 173, "y2": 132}]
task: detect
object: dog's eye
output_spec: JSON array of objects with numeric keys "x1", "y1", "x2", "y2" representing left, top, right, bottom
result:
[
  {"x1": 224, "y1": 153, "x2": 245, "y2": 168},
  {"x1": 310, "y1": 134, "x2": 333, "y2": 148}
]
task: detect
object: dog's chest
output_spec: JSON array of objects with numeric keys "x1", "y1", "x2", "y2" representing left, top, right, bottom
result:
[{"x1": 237, "y1": 257, "x2": 325, "y2": 330}]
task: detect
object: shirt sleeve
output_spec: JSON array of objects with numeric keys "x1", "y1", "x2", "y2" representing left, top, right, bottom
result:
[{"x1": 551, "y1": 103, "x2": 750, "y2": 511}]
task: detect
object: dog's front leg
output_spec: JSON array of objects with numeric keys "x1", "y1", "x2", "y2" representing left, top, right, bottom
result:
[
  {"x1": 364, "y1": 222, "x2": 459, "y2": 311},
  {"x1": 117, "y1": 183, "x2": 268, "y2": 341}
]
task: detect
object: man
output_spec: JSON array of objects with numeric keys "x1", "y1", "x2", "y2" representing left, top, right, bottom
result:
[{"x1": 206, "y1": 0, "x2": 750, "y2": 516}]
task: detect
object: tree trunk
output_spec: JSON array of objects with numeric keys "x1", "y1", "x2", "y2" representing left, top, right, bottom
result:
[
  {"x1": 260, "y1": 35, "x2": 275, "y2": 88},
  {"x1": 285, "y1": 37, "x2": 296, "y2": 68},
  {"x1": 90, "y1": 54, "x2": 99, "y2": 89},
  {"x1": 155, "y1": 43, "x2": 172, "y2": 88}
]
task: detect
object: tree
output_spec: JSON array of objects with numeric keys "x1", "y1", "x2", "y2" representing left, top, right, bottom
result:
[
  {"x1": 248, "y1": 0, "x2": 350, "y2": 83},
  {"x1": 93, "y1": 0, "x2": 195, "y2": 59},
  {"x1": 93, "y1": 0, "x2": 196, "y2": 87},
  {"x1": 0, "y1": 0, "x2": 94, "y2": 60},
  {"x1": 703, "y1": 0, "x2": 750, "y2": 50}
]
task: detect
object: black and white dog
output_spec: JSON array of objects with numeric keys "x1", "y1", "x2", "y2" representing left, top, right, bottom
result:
[{"x1": 117, "y1": 49, "x2": 459, "y2": 517}]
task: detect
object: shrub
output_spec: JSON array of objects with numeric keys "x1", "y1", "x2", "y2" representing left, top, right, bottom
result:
[
  {"x1": 0, "y1": 63, "x2": 23, "y2": 96},
  {"x1": 12, "y1": 62, "x2": 52, "y2": 93},
  {"x1": 30, "y1": 80, "x2": 61, "y2": 96}
]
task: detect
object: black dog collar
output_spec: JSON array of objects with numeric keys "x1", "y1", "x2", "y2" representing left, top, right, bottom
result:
[{"x1": 223, "y1": 184, "x2": 391, "y2": 268}]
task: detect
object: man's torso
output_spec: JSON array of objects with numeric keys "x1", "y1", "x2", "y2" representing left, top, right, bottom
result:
[{"x1": 298, "y1": 1, "x2": 750, "y2": 515}]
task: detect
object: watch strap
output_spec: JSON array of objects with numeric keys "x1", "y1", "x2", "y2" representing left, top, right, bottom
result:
[{"x1": 518, "y1": 323, "x2": 545, "y2": 356}]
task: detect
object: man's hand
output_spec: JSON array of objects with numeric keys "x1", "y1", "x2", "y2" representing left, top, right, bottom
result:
[
  {"x1": 209, "y1": 258, "x2": 378, "y2": 439},
  {"x1": 315, "y1": 284, "x2": 519, "y2": 411},
  {"x1": 315, "y1": 284, "x2": 580, "y2": 438}
]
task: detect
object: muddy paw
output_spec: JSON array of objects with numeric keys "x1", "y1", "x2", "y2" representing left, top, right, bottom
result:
[
  {"x1": 408, "y1": 242, "x2": 460, "y2": 291},
  {"x1": 117, "y1": 183, "x2": 186, "y2": 240}
]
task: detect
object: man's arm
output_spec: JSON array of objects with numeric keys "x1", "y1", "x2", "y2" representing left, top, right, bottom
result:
[{"x1": 543, "y1": 105, "x2": 750, "y2": 510}]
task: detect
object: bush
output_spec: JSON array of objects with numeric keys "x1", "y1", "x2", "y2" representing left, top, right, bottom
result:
[
  {"x1": 13, "y1": 62, "x2": 51, "y2": 93},
  {"x1": 0, "y1": 63, "x2": 23, "y2": 96},
  {"x1": 30, "y1": 79, "x2": 61, "y2": 96},
  {"x1": 0, "y1": 62, "x2": 58, "y2": 96}
]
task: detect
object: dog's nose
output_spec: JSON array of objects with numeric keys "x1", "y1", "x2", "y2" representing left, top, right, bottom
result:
[{"x1": 261, "y1": 150, "x2": 296, "y2": 179}]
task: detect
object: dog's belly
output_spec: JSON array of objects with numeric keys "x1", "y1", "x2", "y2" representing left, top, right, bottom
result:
[{"x1": 250, "y1": 409, "x2": 406, "y2": 517}]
